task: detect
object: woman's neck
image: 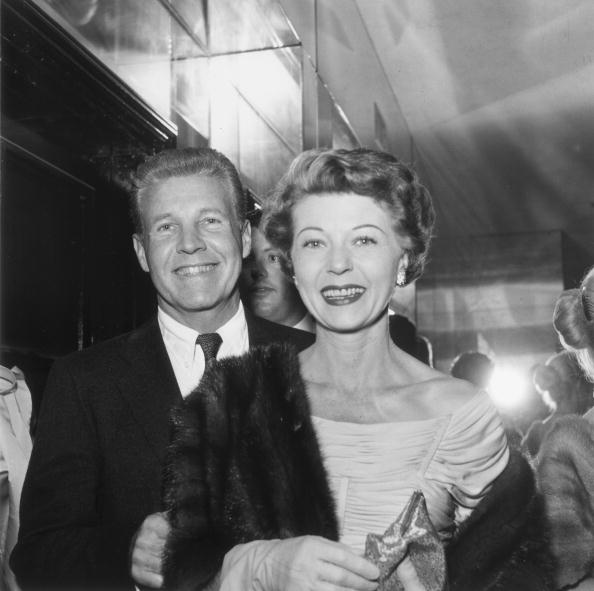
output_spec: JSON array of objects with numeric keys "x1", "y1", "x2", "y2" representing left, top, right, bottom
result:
[{"x1": 301, "y1": 317, "x2": 397, "y2": 392}]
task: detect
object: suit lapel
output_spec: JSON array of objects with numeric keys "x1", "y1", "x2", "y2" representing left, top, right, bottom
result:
[
  {"x1": 245, "y1": 310, "x2": 270, "y2": 346},
  {"x1": 117, "y1": 318, "x2": 181, "y2": 462}
]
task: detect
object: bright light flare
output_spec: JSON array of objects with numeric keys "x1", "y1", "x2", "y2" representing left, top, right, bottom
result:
[{"x1": 488, "y1": 365, "x2": 531, "y2": 411}]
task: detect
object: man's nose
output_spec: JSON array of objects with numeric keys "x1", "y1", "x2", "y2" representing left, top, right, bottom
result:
[
  {"x1": 177, "y1": 226, "x2": 206, "y2": 253},
  {"x1": 250, "y1": 259, "x2": 267, "y2": 281}
]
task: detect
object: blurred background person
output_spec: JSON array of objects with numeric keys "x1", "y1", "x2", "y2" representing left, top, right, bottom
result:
[
  {"x1": 240, "y1": 208, "x2": 315, "y2": 333},
  {"x1": 449, "y1": 350, "x2": 524, "y2": 448},
  {"x1": 0, "y1": 365, "x2": 32, "y2": 591},
  {"x1": 521, "y1": 350, "x2": 593, "y2": 456},
  {"x1": 535, "y1": 266, "x2": 594, "y2": 590},
  {"x1": 450, "y1": 351, "x2": 495, "y2": 390}
]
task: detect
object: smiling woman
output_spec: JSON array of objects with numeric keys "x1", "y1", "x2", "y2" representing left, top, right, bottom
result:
[{"x1": 162, "y1": 148, "x2": 553, "y2": 591}]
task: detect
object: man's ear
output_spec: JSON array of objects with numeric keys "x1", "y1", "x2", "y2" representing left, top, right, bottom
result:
[
  {"x1": 132, "y1": 234, "x2": 150, "y2": 273},
  {"x1": 241, "y1": 221, "x2": 251, "y2": 259}
]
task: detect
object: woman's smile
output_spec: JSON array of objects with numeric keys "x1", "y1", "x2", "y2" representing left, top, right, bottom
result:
[{"x1": 321, "y1": 284, "x2": 366, "y2": 306}]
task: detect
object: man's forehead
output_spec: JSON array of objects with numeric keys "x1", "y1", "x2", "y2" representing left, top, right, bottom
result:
[{"x1": 149, "y1": 173, "x2": 234, "y2": 202}]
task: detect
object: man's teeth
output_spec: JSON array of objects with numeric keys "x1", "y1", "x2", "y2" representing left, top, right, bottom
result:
[
  {"x1": 323, "y1": 287, "x2": 365, "y2": 298},
  {"x1": 176, "y1": 264, "x2": 216, "y2": 276}
]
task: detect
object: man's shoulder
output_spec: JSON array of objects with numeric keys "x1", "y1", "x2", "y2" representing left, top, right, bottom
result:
[
  {"x1": 56, "y1": 318, "x2": 161, "y2": 374},
  {"x1": 247, "y1": 314, "x2": 315, "y2": 352}
]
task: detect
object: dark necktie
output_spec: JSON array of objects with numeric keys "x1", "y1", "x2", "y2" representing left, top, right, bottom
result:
[{"x1": 196, "y1": 332, "x2": 222, "y2": 365}]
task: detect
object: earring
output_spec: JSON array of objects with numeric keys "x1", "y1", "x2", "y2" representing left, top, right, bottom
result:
[{"x1": 396, "y1": 269, "x2": 406, "y2": 287}]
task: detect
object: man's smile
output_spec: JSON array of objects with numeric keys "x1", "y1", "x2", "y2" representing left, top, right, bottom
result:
[{"x1": 173, "y1": 263, "x2": 218, "y2": 277}]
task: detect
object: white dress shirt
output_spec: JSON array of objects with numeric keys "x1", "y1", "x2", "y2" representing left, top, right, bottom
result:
[{"x1": 158, "y1": 303, "x2": 250, "y2": 398}]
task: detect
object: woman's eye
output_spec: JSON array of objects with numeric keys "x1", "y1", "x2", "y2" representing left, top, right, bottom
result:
[
  {"x1": 303, "y1": 239, "x2": 322, "y2": 248},
  {"x1": 355, "y1": 236, "x2": 377, "y2": 246},
  {"x1": 269, "y1": 254, "x2": 281, "y2": 264}
]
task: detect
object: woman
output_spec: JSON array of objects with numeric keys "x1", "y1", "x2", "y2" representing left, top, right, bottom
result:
[
  {"x1": 162, "y1": 148, "x2": 551, "y2": 591},
  {"x1": 536, "y1": 267, "x2": 594, "y2": 590}
]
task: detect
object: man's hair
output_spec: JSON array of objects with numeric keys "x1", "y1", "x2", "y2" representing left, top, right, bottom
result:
[{"x1": 131, "y1": 147, "x2": 246, "y2": 234}]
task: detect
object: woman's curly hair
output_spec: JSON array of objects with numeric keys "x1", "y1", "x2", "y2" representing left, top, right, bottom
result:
[
  {"x1": 262, "y1": 148, "x2": 435, "y2": 283},
  {"x1": 553, "y1": 266, "x2": 594, "y2": 381}
]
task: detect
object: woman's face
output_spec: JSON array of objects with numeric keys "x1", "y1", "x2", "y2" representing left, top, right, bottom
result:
[{"x1": 290, "y1": 192, "x2": 408, "y2": 332}]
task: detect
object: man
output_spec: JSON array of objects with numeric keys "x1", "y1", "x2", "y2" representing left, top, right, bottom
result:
[
  {"x1": 240, "y1": 209, "x2": 315, "y2": 333},
  {"x1": 11, "y1": 148, "x2": 314, "y2": 590}
]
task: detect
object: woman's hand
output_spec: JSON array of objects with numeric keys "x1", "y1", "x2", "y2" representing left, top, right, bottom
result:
[
  {"x1": 257, "y1": 535, "x2": 380, "y2": 591},
  {"x1": 395, "y1": 555, "x2": 430, "y2": 591}
]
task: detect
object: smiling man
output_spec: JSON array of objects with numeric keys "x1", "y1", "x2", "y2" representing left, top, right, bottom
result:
[{"x1": 11, "y1": 148, "x2": 314, "y2": 590}]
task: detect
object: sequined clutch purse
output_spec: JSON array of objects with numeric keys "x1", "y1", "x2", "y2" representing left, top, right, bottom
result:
[{"x1": 364, "y1": 490, "x2": 447, "y2": 591}]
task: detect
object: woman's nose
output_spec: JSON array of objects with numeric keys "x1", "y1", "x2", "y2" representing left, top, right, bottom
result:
[{"x1": 327, "y1": 245, "x2": 353, "y2": 275}]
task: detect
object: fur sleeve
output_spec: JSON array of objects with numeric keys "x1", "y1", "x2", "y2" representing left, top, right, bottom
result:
[
  {"x1": 536, "y1": 415, "x2": 594, "y2": 589},
  {"x1": 161, "y1": 370, "x2": 229, "y2": 591},
  {"x1": 446, "y1": 449, "x2": 554, "y2": 591}
]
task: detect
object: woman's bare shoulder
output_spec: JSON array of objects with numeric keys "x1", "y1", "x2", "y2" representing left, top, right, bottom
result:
[{"x1": 409, "y1": 373, "x2": 483, "y2": 417}]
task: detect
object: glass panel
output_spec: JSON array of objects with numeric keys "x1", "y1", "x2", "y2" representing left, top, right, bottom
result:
[
  {"x1": 169, "y1": 0, "x2": 207, "y2": 49},
  {"x1": 224, "y1": 48, "x2": 302, "y2": 154},
  {"x1": 237, "y1": 97, "x2": 296, "y2": 198},
  {"x1": 208, "y1": 0, "x2": 299, "y2": 54},
  {"x1": 36, "y1": 0, "x2": 173, "y2": 118},
  {"x1": 172, "y1": 57, "x2": 210, "y2": 138},
  {"x1": 208, "y1": 46, "x2": 302, "y2": 197},
  {"x1": 210, "y1": 73, "x2": 240, "y2": 168},
  {"x1": 332, "y1": 103, "x2": 360, "y2": 149}
]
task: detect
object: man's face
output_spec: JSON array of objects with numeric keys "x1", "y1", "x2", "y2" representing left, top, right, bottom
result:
[
  {"x1": 241, "y1": 226, "x2": 304, "y2": 326},
  {"x1": 133, "y1": 174, "x2": 250, "y2": 331}
]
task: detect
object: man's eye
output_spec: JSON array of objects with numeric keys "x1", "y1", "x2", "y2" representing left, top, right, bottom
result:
[
  {"x1": 203, "y1": 217, "x2": 221, "y2": 225},
  {"x1": 156, "y1": 223, "x2": 174, "y2": 232}
]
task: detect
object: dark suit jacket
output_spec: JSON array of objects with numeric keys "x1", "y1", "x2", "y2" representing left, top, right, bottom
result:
[{"x1": 10, "y1": 313, "x2": 313, "y2": 590}]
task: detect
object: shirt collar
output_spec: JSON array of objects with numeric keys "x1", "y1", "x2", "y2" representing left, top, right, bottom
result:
[{"x1": 157, "y1": 302, "x2": 249, "y2": 365}]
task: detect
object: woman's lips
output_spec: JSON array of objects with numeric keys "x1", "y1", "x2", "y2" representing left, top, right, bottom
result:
[{"x1": 321, "y1": 285, "x2": 366, "y2": 306}]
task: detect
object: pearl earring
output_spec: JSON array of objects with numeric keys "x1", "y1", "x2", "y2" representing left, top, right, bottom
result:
[{"x1": 396, "y1": 269, "x2": 406, "y2": 287}]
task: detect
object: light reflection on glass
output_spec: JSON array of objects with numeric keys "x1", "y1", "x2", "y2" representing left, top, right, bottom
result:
[
  {"x1": 37, "y1": 0, "x2": 173, "y2": 118},
  {"x1": 208, "y1": 47, "x2": 302, "y2": 196},
  {"x1": 34, "y1": 0, "x2": 358, "y2": 201},
  {"x1": 238, "y1": 97, "x2": 296, "y2": 197},
  {"x1": 169, "y1": 0, "x2": 207, "y2": 51},
  {"x1": 208, "y1": 0, "x2": 298, "y2": 55},
  {"x1": 173, "y1": 57, "x2": 210, "y2": 138}
]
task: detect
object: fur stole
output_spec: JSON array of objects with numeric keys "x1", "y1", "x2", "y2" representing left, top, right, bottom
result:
[
  {"x1": 162, "y1": 343, "x2": 338, "y2": 591},
  {"x1": 162, "y1": 343, "x2": 552, "y2": 591},
  {"x1": 536, "y1": 414, "x2": 594, "y2": 589},
  {"x1": 447, "y1": 448, "x2": 553, "y2": 590}
]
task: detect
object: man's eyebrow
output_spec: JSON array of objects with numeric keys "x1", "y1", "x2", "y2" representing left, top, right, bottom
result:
[{"x1": 149, "y1": 213, "x2": 173, "y2": 224}]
